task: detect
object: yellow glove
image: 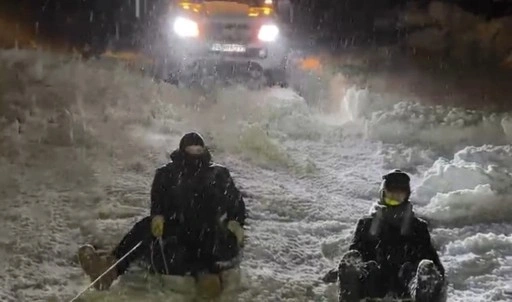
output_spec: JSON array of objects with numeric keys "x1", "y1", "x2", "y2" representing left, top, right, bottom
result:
[
  {"x1": 227, "y1": 220, "x2": 244, "y2": 247},
  {"x1": 151, "y1": 215, "x2": 164, "y2": 238}
]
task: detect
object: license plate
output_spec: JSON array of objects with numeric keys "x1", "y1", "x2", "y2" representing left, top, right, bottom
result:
[{"x1": 210, "y1": 43, "x2": 246, "y2": 53}]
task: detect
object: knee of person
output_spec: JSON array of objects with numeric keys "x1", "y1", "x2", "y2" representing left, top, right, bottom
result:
[
  {"x1": 417, "y1": 259, "x2": 440, "y2": 275},
  {"x1": 341, "y1": 250, "x2": 363, "y2": 263},
  {"x1": 338, "y1": 250, "x2": 364, "y2": 275},
  {"x1": 417, "y1": 259, "x2": 438, "y2": 273},
  {"x1": 418, "y1": 259, "x2": 435, "y2": 267},
  {"x1": 363, "y1": 260, "x2": 379, "y2": 272},
  {"x1": 343, "y1": 250, "x2": 362, "y2": 259}
]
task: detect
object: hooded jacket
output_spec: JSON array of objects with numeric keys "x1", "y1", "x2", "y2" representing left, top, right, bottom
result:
[
  {"x1": 349, "y1": 201, "x2": 445, "y2": 292},
  {"x1": 149, "y1": 148, "x2": 246, "y2": 233}
]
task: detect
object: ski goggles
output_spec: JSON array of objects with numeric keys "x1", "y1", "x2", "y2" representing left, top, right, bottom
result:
[
  {"x1": 384, "y1": 197, "x2": 403, "y2": 206},
  {"x1": 383, "y1": 190, "x2": 408, "y2": 206}
]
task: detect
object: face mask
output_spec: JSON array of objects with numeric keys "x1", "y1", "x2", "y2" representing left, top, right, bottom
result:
[{"x1": 185, "y1": 145, "x2": 205, "y2": 156}]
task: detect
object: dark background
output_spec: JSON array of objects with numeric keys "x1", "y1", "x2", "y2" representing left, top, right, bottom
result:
[{"x1": 1, "y1": 0, "x2": 511, "y2": 54}]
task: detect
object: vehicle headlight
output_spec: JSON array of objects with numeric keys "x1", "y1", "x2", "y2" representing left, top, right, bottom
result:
[
  {"x1": 173, "y1": 17, "x2": 199, "y2": 38},
  {"x1": 258, "y1": 24, "x2": 279, "y2": 42}
]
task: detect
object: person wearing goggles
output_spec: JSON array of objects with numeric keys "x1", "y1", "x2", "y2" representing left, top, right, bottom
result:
[{"x1": 323, "y1": 170, "x2": 446, "y2": 302}]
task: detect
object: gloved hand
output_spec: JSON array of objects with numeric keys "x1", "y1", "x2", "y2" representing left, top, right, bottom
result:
[
  {"x1": 227, "y1": 220, "x2": 244, "y2": 247},
  {"x1": 151, "y1": 215, "x2": 165, "y2": 238}
]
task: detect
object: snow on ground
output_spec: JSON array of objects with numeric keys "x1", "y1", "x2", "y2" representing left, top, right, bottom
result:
[{"x1": 0, "y1": 49, "x2": 511, "y2": 302}]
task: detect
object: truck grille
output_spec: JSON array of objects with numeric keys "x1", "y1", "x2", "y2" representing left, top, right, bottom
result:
[{"x1": 206, "y1": 22, "x2": 253, "y2": 43}]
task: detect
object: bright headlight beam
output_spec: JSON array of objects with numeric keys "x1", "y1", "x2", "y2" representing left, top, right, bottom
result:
[
  {"x1": 258, "y1": 24, "x2": 279, "y2": 42},
  {"x1": 173, "y1": 17, "x2": 199, "y2": 38}
]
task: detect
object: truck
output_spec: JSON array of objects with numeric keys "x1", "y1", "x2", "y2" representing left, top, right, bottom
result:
[{"x1": 154, "y1": 0, "x2": 290, "y2": 87}]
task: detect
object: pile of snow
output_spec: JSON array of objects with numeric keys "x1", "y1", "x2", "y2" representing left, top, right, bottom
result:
[
  {"x1": 412, "y1": 145, "x2": 512, "y2": 225},
  {"x1": 409, "y1": 145, "x2": 512, "y2": 301},
  {"x1": 442, "y1": 232, "x2": 512, "y2": 301},
  {"x1": 365, "y1": 102, "x2": 508, "y2": 149},
  {"x1": 380, "y1": 144, "x2": 438, "y2": 173},
  {"x1": 339, "y1": 87, "x2": 512, "y2": 152}
]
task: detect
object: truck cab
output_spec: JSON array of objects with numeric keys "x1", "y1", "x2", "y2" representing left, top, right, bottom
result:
[{"x1": 161, "y1": 0, "x2": 289, "y2": 86}]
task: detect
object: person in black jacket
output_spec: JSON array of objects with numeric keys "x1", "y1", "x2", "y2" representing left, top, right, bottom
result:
[
  {"x1": 77, "y1": 132, "x2": 246, "y2": 294},
  {"x1": 323, "y1": 170, "x2": 446, "y2": 302}
]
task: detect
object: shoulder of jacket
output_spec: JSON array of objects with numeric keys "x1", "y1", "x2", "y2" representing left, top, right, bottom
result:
[
  {"x1": 156, "y1": 162, "x2": 174, "y2": 173},
  {"x1": 209, "y1": 163, "x2": 230, "y2": 175},
  {"x1": 356, "y1": 216, "x2": 374, "y2": 228},
  {"x1": 411, "y1": 216, "x2": 430, "y2": 233}
]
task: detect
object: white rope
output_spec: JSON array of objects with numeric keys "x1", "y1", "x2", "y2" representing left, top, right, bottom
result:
[
  {"x1": 158, "y1": 237, "x2": 170, "y2": 275},
  {"x1": 70, "y1": 241, "x2": 143, "y2": 302}
]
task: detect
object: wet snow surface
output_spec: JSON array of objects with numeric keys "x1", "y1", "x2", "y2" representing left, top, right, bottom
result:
[{"x1": 1, "y1": 50, "x2": 511, "y2": 302}]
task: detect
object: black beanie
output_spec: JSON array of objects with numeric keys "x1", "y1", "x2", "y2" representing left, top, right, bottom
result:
[
  {"x1": 382, "y1": 169, "x2": 410, "y2": 192},
  {"x1": 179, "y1": 132, "x2": 205, "y2": 151}
]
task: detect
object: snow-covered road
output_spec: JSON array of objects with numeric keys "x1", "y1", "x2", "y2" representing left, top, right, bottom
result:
[{"x1": 0, "y1": 50, "x2": 511, "y2": 302}]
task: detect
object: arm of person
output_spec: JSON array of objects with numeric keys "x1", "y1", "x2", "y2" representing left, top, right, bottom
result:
[
  {"x1": 416, "y1": 222, "x2": 445, "y2": 278},
  {"x1": 348, "y1": 218, "x2": 369, "y2": 255},
  {"x1": 323, "y1": 218, "x2": 369, "y2": 283},
  {"x1": 216, "y1": 167, "x2": 246, "y2": 247},
  {"x1": 150, "y1": 166, "x2": 170, "y2": 217},
  {"x1": 219, "y1": 168, "x2": 247, "y2": 226}
]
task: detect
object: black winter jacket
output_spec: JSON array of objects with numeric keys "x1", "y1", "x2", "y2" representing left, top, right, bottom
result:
[
  {"x1": 150, "y1": 149, "x2": 246, "y2": 233},
  {"x1": 349, "y1": 202, "x2": 445, "y2": 292}
]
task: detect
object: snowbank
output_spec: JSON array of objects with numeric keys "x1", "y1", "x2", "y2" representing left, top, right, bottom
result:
[
  {"x1": 421, "y1": 184, "x2": 512, "y2": 224},
  {"x1": 380, "y1": 144, "x2": 438, "y2": 173},
  {"x1": 365, "y1": 102, "x2": 507, "y2": 149},
  {"x1": 340, "y1": 86, "x2": 512, "y2": 153},
  {"x1": 442, "y1": 232, "x2": 512, "y2": 301},
  {"x1": 412, "y1": 145, "x2": 512, "y2": 226},
  {"x1": 414, "y1": 144, "x2": 512, "y2": 299}
]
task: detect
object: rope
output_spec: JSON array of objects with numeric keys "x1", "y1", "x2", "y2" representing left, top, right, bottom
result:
[{"x1": 70, "y1": 241, "x2": 143, "y2": 302}]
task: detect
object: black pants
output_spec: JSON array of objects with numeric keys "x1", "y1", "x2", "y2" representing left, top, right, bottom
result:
[
  {"x1": 337, "y1": 251, "x2": 445, "y2": 301},
  {"x1": 360, "y1": 262, "x2": 444, "y2": 300},
  {"x1": 339, "y1": 261, "x2": 444, "y2": 301},
  {"x1": 357, "y1": 263, "x2": 408, "y2": 298},
  {"x1": 112, "y1": 216, "x2": 240, "y2": 277}
]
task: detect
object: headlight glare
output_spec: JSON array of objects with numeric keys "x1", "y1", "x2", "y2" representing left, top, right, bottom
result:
[
  {"x1": 173, "y1": 17, "x2": 199, "y2": 38},
  {"x1": 258, "y1": 24, "x2": 279, "y2": 42}
]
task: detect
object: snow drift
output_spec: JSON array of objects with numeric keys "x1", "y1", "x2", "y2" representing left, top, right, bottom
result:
[
  {"x1": 414, "y1": 145, "x2": 512, "y2": 226},
  {"x1": 340, "y1": 87, "x2": 512, "y2": 151}
]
